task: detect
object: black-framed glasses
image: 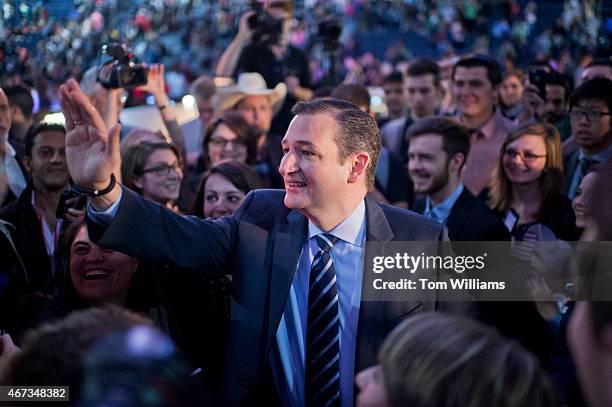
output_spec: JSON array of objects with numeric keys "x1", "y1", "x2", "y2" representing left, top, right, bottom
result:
[
  {"x1": 140, "y1": 162, "x2": 182, "y2": 176},
  {"x1": 503, "y1": 148, "x2": 546, "y2": 163},
  {"x1": 568, "y1": 109, "x2": 612, "y2": 122},
  {"x1": 209, "y1": 137, "x2": 247, "y2": 149}
]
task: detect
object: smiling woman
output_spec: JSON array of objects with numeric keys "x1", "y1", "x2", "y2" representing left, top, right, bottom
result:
[{"x1": 121, "y1": 142, "x2": 183, "y2": 212}]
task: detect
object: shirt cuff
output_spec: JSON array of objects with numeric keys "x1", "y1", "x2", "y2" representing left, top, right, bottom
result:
[{"x1": 87, "y1": 188, "x2": 123, "y2": 225}]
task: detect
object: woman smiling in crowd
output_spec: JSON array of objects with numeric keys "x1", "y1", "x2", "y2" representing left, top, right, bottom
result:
[{"x1": 121, "y1": 142, "x2": 184, "y2": 212}]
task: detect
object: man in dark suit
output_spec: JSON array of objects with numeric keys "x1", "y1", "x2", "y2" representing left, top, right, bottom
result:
[
  {"x1": 59, "y1": 79, "x2": 443, "y2": 407},
  {"x1": 407, "y1": 116, "x2": 509, "y2": 241},
  {"x1": 563, "y1": 78, "x2": 612, "y2": 199}
]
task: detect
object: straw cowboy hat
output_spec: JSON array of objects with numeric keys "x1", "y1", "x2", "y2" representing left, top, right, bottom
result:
[{"x1": 215, "y1": 72, "x2": 287, "y2": 115}]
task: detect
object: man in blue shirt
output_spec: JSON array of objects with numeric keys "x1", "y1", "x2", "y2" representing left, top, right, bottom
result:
[
  {"x1": 59, "y1": 79, "x2": 443, "y2": 406},
  {"x1": 408, "y1": 116, "x2": 509, "y2": 241}
]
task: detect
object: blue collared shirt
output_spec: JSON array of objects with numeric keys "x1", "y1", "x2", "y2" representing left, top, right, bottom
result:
[
  {"x1": 568, "y1": 144, "x2": 612, "y2": 199},
  {"x1": 271, "y1": 200, "x2": 366, "y2": 407},
  {"x1": 424, "y1": 183, "x2": 464, "y2": 224}
]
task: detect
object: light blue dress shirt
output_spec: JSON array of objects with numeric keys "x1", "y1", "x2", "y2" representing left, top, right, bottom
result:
[
  {"x1": 424, "y1": 183, "x2": 464, "y2": 224},
  {"x1": 90, "y1": 194, "x2": 367, "y2": 407},
  {"x1": 271, "y1": 200, "x2": 366, "y2": 407}
]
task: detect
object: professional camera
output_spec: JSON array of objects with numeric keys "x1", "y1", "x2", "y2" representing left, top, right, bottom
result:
[
  {"x1": 317, "y1": 19, "x2": 342, "y2": 52},
  {"x1": 247, "y1": 2, "x2": 283, "y2": 45},
  {"x1": 96, "y1": 43, "x2": 147, "y2": 89}
]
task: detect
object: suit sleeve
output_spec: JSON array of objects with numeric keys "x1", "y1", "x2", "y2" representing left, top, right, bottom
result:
[{"x1": 86, "y1": 186, "x2": 240, "y2": 274}]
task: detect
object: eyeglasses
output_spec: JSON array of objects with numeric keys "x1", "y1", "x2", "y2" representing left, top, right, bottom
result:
[
  {"x1": 568, "y1": 109, "x2": 612, "y2": 122},
  {"x1": 140, "y1": 162, "x2": 182, "y2": 176},
  {"x1": 503, "y1": 148, "x2": 546, "y2": 162},
  {"x1": 209, "y1": 137, "x2": 247, "y2": 149}
]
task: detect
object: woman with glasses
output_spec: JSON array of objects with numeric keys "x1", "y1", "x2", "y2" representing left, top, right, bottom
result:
[
  {"x1": 121, "y1": 142, "x2": 184, "y2": 212},
  {"x1": 489, "y1": 122, "x2": 580, "y2": 241},
  {"x1": 202, "y1": 111, "x2": 259, "y2": 169}
]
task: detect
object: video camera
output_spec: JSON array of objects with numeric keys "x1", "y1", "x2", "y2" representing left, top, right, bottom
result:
[
  {"x1": 97, "y1": 43, "x2": 147, "y2": 89},
  {"x1": 247, "y1": 1, "x2": 284, "y2": 46},
  {"x1": 317, "y1": 19, "x2": 342, "y2": 52}
]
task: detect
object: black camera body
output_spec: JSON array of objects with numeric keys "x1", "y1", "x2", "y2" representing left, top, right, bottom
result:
[
  {"x1": 318, "y1": 19, "x2": 342, "y2": 52},
  {"x1": 247, "y1": 2, "x2": 283, "y2": 45},
  {"x1": 97, "y1": 43, "x2": 147, "y2": 89}
]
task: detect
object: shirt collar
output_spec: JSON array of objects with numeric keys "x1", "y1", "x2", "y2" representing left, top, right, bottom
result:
[
  {"x1": 425, "y1": 183, "x2": 464, "y2": 223},
  {"x1": 456, "y1": 108, "x2": 502, "y2": 140},
  {"x1": 308, "y1": 200, "x2": 366, "y2": 247},
  {"x1": 3, "y1": 140, "x2": 16, "y2": 158},
  {"x1": 579, "y1": 142, "x2": 612, "y2": 163}
]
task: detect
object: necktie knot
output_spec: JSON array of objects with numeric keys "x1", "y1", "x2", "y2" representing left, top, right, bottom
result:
[
  {"x1": 315, "y1": 233, "x2": 338, "y2": 253},
  {"x1": 580, "y1": 156, "x2": 598, "y2": 175}
]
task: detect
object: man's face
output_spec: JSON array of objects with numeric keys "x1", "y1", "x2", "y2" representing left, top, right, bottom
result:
[
  {"x1": 582, "y1": 65, "x2": 612, "y2": 82},
  {"x1": 197, "y1": 96, "x2": 215, "y2": 126},
  {"x1": 0, "y1": 89, "x2": 11, "y2": 139},
  {"x1": 407, "y1": 134, "x2": 450, "y2": 195},
  {"x1": 452, "y1": 66, "x2": 496, "y2": 120},
  {"x1": 279, "y1": 113, "x2": 355, "y2": 219},
  {"x1": 235, "y1": 95, "x2": 273, "y2": 134},
  {"x1": 543, "y1": 84, "x2": 567, "y2": 124},
  {"x1": 568, "y1": 302, "x2": 611, "y2": 407},
  {"x1": 24, "y1": 130, "x2": 69, "y2": 191},
  {"x1": 383, "y1": 81, "x2": 406, "y2": 116},
  {"x1": 406, "y1": 74, "x2": 439, "y2": 119},
  {"x1": 570, "y1": 100, "x2": 612, "y2": 150}
]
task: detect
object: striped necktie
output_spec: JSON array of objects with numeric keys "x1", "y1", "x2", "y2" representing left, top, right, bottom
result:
[{"x1": 305, "y1": 233, "x2": 341, "y2": 407}]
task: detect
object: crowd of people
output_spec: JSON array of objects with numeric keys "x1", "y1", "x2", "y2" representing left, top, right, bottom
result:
[{"x1": 1, "y1": 0, "x2": 612, "y2": 406}]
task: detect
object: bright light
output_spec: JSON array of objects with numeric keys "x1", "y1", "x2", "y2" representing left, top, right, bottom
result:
[
  {"x1": 41, "y1": 112, "x2": 66, "y2": 126},
  {"x1": 182, "y1": 94, "x2": 195, "y2": 108},
  {"x1": 371, "y1": 96, "x2": 382, "y2": 105}
]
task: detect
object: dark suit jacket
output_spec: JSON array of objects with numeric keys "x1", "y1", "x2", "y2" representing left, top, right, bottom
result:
[
  {"x1": 87, "y1": 187, "x2": 443, "y2": 406},
  {"x1": 412, "y1": 189, "x2": 510, "y2": 241},
  {"x1": 562, "y1": 149, "x2": 580, "y2": 197}
]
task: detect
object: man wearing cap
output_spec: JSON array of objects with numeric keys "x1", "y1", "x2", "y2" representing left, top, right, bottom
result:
[
  {"x1": 215, "y1": 1, "x2": 312, "y2": 136},
  {"x1": 216, "y1": 72, "x2": 288, "y2": 188}
]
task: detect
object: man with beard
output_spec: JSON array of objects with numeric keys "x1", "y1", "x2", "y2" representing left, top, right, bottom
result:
[
  {"x1": 407, "y1": 116, "x2": 509, "y2": 241},
  {"x1": 564, "y1": 78, "x2": 612, "y2": 199}
]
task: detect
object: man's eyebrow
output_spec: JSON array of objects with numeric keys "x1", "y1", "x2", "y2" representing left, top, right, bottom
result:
[{"x1": 281, "y1": 139, "x2": 315, "y2": 147}]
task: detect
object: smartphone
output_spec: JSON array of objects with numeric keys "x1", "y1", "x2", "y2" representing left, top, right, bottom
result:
[
  {"x1": 55, "y1": 188, "x2": 85, "y2": 219},
  {"x1": 528, "y1": 68, "x2": 548, "y2": 100}
]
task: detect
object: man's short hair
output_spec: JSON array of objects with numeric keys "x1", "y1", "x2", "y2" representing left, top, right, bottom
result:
[
  {"x1": 330, "y1": 84, "x2": 371, "y2": 112},
  {"x1": 406, "y1": 116, "x2": 471, "y2": 167},
  {"x1": 452, "y1": 54, "x2": 503, "y2": 86},
  {"x1": 383, "y1": 71, "x2": 404, "y2": 85},
  {"x1": 24, "y1": 122, "x2": 66, "y2": 158},
  {"x1": 407, "y1": 58, "x2": 441, "y2": 86},
  {"x1": 4, "y1": 85, "x2": 34, "y2": 119},
  {"x1": 546, "y1": 71, "x2": 573, "y2": 99},
  {"x1": 569, "y1": 77, "x2": 612, "y2": 113},
  {"x1": 190, "y1": 75, "x2": 216, "y2": 100},
  {"x1": 291, "y1": 98, "x2": 381, "y2": 191}
]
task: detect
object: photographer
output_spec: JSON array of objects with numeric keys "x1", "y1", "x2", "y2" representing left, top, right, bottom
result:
[{"x1": 215, "y1": 1, "x2": 312, "y2": 135}]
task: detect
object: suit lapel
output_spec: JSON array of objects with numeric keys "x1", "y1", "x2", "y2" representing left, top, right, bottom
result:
[
  {"x1": 266, "y1": 209, "x2": 307, "y2": 343},
  {"x1": 445, "y1": 189, "x2": 472, "y2": 241}
]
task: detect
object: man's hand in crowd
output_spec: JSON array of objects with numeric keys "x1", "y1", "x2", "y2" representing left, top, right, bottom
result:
[
  {"x1": 519, "y1": 83, "x2": 546, "y2": 122},
  {"x1": 237, "y1": 11, "x2": 256, "y2": 42},
  {"x1": 60, "y1": 79, "x2": 121, "y2": 209},
  {"x1": 284, "y1": 75, "x2": 313, "y2": 101}
]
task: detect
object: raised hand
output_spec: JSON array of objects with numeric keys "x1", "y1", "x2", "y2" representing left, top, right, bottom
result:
[
  {"x1": 59, "y1": 78, "x2": 120, "y2": 191},
  {"x1": 137, "y1": 63, "x2": 168, "y2": 102}
]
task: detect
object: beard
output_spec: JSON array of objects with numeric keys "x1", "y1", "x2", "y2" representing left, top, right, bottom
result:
[{"x1": 412, "y1": 168, "x2": 450, "y2": 195}]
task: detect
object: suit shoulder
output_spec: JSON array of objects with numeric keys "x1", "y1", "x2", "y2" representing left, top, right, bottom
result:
[
  {"x1": 237, "y1": 189, "x2": 290, "y2": 224},
  {"x1": 381, "y1": 117, "x2": 406, "y2": 136},
  {"x1": 379, "y1": 203, "x2": 442, "y2": 239}
]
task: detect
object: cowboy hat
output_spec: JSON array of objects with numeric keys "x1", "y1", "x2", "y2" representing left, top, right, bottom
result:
[{"x1": 215, "y1": 72, "x2": 287, "y2": 115}]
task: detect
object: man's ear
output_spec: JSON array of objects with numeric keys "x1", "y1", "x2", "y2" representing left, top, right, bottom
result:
[
  {"x1": 348, "y1": 152, "x2": 370, "y2": 184},
  {"x1": 449, "y1": 153, "x2": 465, "y2": 175},
  {"x1": 22, "y1": 156, "x2": 33, "y2": 174}
]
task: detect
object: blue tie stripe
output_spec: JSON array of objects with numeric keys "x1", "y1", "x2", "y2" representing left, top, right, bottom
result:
[{"x1": 306, "y1": 234, "x2": 340, "y2": 407}]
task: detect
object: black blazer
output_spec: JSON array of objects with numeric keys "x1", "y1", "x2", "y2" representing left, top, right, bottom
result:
[
  {"x1": 87, "y1": 187, "x2": 443, "y2": 406},
  {"x1": 562, "y1": 149, "x2": 580, "y2": 198},
  {"x1": 412, "y1": 188, "x2": 510, "y2": 241}
]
